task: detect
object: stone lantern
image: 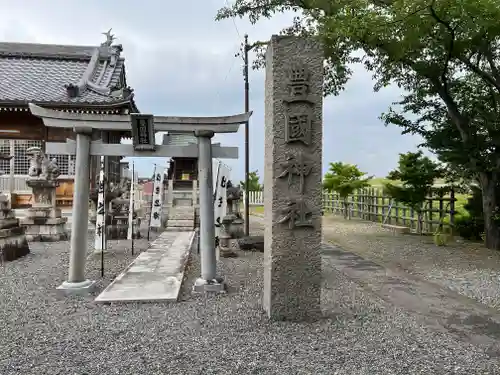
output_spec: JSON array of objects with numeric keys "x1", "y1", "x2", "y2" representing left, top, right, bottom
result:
[
  {"x1": 19, "y1": 147, "x2": 68, "y2": 241},
  {"x1": 0, "y1": 153, "x2": 30, "y2": 261},
  {"x1": 226, "y1": 181, "x2": 244, "y2": 238},
  {"x1": 218, "y1": 215, "x2": 237, "y2": 258},
  {"x1": 108, "y1": 177, "x2": 141, "y2": 239},
  {"x1": 217, "y1": 180, "x2": 244, "y2": 258}
]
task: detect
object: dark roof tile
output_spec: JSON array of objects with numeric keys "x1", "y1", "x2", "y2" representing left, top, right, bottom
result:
[{"x1": 0, "y1": 42, "x2": 133, "y2": 106}]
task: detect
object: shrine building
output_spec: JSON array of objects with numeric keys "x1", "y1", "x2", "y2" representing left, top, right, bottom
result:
[
  {"x1": 164, "y1": 133, "x2": 198, "y2": 190},
  {"x1": 0, "y1": 34, "x2": 138, "y2": 207}
]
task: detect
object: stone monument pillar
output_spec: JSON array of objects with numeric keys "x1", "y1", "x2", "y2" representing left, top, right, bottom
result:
[
  {"x1": 262, "y1": 36, "x2": 323, "y2": 321},
  {"x1": 20, "y1": 147, "x2": 68, "y2": 241}
]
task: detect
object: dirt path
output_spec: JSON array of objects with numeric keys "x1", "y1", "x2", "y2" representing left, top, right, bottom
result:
[{"x1": 322, "y1": 215, "x2": 500, "y2": 310}]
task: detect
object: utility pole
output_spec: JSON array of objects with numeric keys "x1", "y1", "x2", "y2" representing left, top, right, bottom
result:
[
  {"x1": 243, "y1": 34, "x2": 250, "y2": 236},
  {"x1": 241, "y1": 35, "x2": 267, "y2": 236}
]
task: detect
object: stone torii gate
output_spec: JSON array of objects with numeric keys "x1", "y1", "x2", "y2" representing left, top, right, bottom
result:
[{"x1": 29, "y1": 103, "x2": 252, "y2": 295}]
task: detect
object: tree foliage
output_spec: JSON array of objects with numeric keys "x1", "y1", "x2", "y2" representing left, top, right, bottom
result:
[
  {"x1": 384, "y1": 151, "x2": 443, "y2": 211},
  {"x1": 384, "y1": 151, "x2": 443, "y2": 233},
  {"x1": 239, "y1": 170, "x2": 263, "y2": 191},
  {"x1": 216, "y1": 0, "x2": 500, "y2": 249},
  {"x1": 454, "y1": 185, "x2": 486, "y2": 240},
  {"x1": 323, "y1": 162, "x2": 372, "y2": 218},
  {"x1": 323, "y1": 162, "x2": 372, "y2": 196}
]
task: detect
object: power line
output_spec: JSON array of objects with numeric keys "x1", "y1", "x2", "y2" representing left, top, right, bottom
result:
[
  {"x1": 231, "y1": 18, "x2": 241, "y2": 39},
  {"x1": 222, "y1": 49, "x2": 238, "y2": 85},
  {"x1": 225, "y1": 0, "x2": 241, "y2": 39},
  {"x1": 211, "y1": 0, "x2": 244, "y2": 111},
  {"x1": 211, "y1": 44, "x2": 240, "y2": 111}
]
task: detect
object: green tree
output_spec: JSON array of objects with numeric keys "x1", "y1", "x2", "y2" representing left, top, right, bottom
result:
[
  {"x1": 240, "y1": 170, "x2": 263, "y2": 191},
  {"x1": 384, "y1": 151, "x2": 444, "y2": 233},
  {"x1": 323, "y1": 162, "x2": 372, "y2": 218},
  {"x1": 216, "y1": 0, "x2": 500, "y2": 249}
]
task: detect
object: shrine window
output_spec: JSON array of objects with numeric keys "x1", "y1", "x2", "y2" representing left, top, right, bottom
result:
[
  {"x1": 0, "y1": 140, "x2": 10, "y2": 174},
  {"x1": 46, "y1": 154, "x2": 76, "y2": 176}
]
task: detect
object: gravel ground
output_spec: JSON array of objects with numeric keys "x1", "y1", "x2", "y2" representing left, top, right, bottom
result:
[
  {"x1": 322, "y1": 214, "x2": 500, "y2": 310},
  {"x1": 0, "y1": 220, "x2": 499, "y2": 374}
]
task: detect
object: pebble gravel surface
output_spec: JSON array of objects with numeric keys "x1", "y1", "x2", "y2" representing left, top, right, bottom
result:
[
  {"x1": 0, "y1": 223, "x2": 499, "y2": 374},
  {"x1": 323, "y1": 215, "x2": 500, "y2": 310}
]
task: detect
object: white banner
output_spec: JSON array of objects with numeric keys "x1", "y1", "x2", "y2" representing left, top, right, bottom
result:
[
  {"x1": 214, "y1": 162, "x2": 230, "y2": 240},
  {"x1": 94, "y1": 156, "x2": 106, "y2": 250},
  {"x1": 150, "y1": 167, "x2": 165, "y2": 228},
  {"x1": 213, "y1": 160, "x2": 220, "y2": 195},
  {"x1": 127, "y1": 164, "x2": 136, "y2": 240}
]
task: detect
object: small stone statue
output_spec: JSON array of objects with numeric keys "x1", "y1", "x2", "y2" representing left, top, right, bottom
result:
[
  {"x1": 27, "y1": 147, "x2": 42, "y2": 178},
  {"x1": 47, "y1": 158, "x2": 60, "y2": 180},
  {"x1": 26, "y1": 147, "x2": 60, "y2": 181}
]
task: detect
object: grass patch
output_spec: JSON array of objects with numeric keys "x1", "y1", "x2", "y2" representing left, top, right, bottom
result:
[
  {"x1": 368, "y1": 177, "x2": 448, "y2": 187},
  {"x1": 249, "y1": 188, "x2": 472, "y2": 232},
  {"x1": 251, "y1": 206, "x2": 264, "y2": 214}
]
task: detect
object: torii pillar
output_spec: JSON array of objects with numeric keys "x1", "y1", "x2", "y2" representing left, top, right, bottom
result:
[{"x1": 29, "y1": 103, "x2": 252, "y2": 296}]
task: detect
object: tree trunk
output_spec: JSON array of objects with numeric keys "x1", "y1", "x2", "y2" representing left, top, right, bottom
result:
[
  {"x1": 343, "y1": 197, "x2": 348, "y2": 219},
  {"x1": 479, "y1": 173, "x2": 500, "y2": 250}
]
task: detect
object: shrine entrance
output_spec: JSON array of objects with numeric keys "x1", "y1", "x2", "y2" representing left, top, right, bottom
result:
[{"x1": 29, "y1": 103, "x2": 251, "y2": 296}]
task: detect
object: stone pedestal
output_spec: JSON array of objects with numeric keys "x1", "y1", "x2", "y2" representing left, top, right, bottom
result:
[
  {"x1": 237, "y1": 235, "x2": 264, "y2": 252},
  {"x1": 108, "y1": 215, "x2": 141, "y2": 239},
  {"x1": 0, "y1": 194, "x2": 30, "y2": 262},
  {"x1": 21, "y1": 179, "x2": 68, "y2": 242},
  {"x1": 219, "y1": 216, "x2": 237, "y2": 258},
  {"x1": 229, "y1": 215, "x2": 244, "y2": 238},
  {"x1": 263, "y1": 36, "x2": 323, "y2": 321},
  {"x1": 90, "y1": 213, "x2": 141, "y2": 239}
]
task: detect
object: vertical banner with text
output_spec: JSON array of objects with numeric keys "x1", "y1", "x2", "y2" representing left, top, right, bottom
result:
[
  {"x1": 214, "y1": 162, "x2": 230, "y2": 241},
  {"x1": 94, "y1": 156, "x2": 106, "y2": 250},
  {"x1": 127, "y1": 165, "x2": 136, "y2": 240},
  {"x1": 212, "y1": 160, "x2": 220, "y2": 195},
  {"x1": 150, "y1": 168, "x2": 165, "y2": 228}
]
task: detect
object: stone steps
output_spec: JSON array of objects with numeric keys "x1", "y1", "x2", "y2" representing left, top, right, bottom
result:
[
  {"x1": 167, "y1": 219, "x2": 194, "y2": 228},
  {"x1": 173, "y1": 198, "x2": 193, "y2": 206},
  {"x1": 165, "y1": 227, "x2": 194, "y2": 232},
  {"x1": 168, "y1": 209, "x2": 195, "y2": 220},
  {"x1": 165, "y1": 206, "x2": 196, "y2": 231},
  {"x1": 168, "y1": 213, "x2": 194, "y2": 221}
]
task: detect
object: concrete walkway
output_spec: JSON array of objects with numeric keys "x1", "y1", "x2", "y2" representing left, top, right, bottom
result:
[{"x1": 95, "y1": 230, "x2": 195, "y2": 303}]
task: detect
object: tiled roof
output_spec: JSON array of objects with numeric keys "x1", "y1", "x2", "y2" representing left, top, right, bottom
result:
[{"x1": 0, "y1": 41, "x2": 135, "y2": 107}]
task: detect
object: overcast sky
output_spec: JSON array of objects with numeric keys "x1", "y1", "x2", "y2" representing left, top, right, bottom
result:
[{"x1": 0, "y1": 0, "x2": 427, "y2": 181}]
